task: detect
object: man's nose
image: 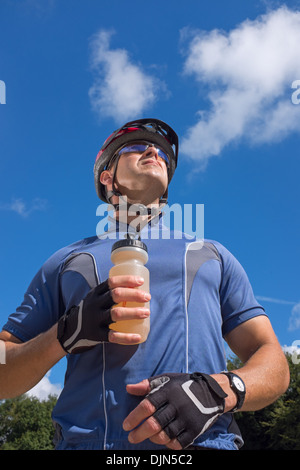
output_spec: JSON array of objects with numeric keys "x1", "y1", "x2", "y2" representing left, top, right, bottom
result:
[{"x1": 143, "y1": 146, "x2": 158, "y2": 158}]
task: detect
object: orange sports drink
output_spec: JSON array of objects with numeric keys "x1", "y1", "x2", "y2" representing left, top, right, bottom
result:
[{"x1": 109, "y1": 238, "x2": 150, "y2": 344}]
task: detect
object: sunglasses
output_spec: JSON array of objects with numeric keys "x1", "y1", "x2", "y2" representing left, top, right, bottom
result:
[{"x1": 118, "y1": 142, "x2": 170, "y2": 167}]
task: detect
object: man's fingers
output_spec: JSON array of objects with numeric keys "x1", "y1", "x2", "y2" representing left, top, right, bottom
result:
[
  {"x1": 108, "y1": 275, "x2": 151, "y2": 304},
  {"x1": 108, "y1": 330, "x2": 142, "y2": 345},
  {"x1": 106, "y1": 276, "x2": 150, "y2": 345},
  {"x1": 127, "y1": 415, "x2": 161, "y2": 444},
  {"x1": 123, "y1": 397, "x2": 155, "y2": 431},
  {"x1": 123, "y1": 382, "x2": 182, "y2": 449},
  {"x1": 126, "y1": 379, "x2": 151, "y2": 396},
  {"x1": 150, "y1": 432, "x2": 182, "y2": 450},
  {"x1": 110, "y1": 306, "x2": 150, "y2": 322},
  {"x1": 124, "y1": 401, "x2": 182, "y2": 449},
  {"x1": 108, "y1": 275, "x2": 145, "y2": 289},
  {"x1": 111, "y1": 286, "x2": 151, "y2": 304}
]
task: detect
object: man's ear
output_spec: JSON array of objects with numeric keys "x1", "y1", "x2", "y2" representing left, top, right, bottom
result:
[{"x1": 100, "y1": 169, "x2": 113, "y2": 187}]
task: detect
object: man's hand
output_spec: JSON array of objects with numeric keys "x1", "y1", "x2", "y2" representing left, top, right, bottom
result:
[
  {"x1": 123, "y1": 372, "x2": 228, "y2": 449},
  {"x1": 123, "y1": 379, "x2": 182, "y2": 449},
  {"x1": 57, "y1": 275, "x2": 150, "y2": 353}
]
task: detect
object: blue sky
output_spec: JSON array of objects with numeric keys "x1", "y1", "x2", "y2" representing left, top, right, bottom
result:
[{"x1": 0, "y1": 0, "x2": 300, "y2": 398}]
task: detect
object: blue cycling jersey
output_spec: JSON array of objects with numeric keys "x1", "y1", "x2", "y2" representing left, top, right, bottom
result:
[{"x1": 3, "y1": 216, "x2": 265, "y2": 450}]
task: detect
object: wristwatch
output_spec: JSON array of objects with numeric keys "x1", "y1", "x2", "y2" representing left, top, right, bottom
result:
[{"x1": 221, "y1": 372, "x2": 246, "y2": 412}]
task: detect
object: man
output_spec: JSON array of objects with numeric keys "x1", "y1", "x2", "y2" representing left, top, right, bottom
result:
[{"x1": 0, "y1": 119, "x2": 289, "y2": 450}]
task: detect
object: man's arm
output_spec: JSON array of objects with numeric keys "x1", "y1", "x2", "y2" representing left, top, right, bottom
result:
[
  {"x1": 217, "y1": 315, "x2": 290, "y2": 410},
  {"x1": 123, "y1": 315, "x2": 290, "y2": 449},
  {"x1": 0, "y1": 326, "x2": 65, "y2": 400},
  {"x1": 0, "y1": 274, "x2": 150, "y2": 400}
]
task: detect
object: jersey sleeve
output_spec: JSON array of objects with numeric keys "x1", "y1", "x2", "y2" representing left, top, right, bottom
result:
[
  {"x1": 2, "y1": 247, "x2": 70, "y2": 342},
  {"x1": 213, "y1": 241, "x2": 266, "y2": 337}
]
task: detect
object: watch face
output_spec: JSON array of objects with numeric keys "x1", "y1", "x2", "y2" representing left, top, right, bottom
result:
[{"x1": 232, "y1": 376, "x2": 245, "y2": 392}]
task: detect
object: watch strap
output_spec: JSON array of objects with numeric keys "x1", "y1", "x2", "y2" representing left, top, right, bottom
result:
[{"x1": 221, "y1": 372, "x2": 246, "y2": 412}]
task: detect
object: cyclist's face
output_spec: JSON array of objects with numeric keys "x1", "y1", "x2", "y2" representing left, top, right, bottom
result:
[{"x1": 105, "y1": 142, "x2": 169, "y2": 205}]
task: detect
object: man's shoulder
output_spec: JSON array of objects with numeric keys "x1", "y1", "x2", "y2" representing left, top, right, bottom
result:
[
  {"x1": 185, "y1": 237, "x2": 225, "y2": 253},
  {"x1": 41, "y1": 235, "x2": 101, "y2": 272}
]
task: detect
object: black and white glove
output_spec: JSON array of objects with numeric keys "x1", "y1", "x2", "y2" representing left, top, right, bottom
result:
[
  {"x1": 57, "y1": 280, "x2": 115, "y2": 354},
  {"x1": 146, "y1": 372, "x2": 228, "y2": 449}
]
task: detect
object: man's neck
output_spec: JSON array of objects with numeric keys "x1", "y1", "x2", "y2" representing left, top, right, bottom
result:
[
  {"x1": 115, "y1": 206, "x2": 161, "y2": 233},
  {"x1": 108, "y1": 194, "x2": 164, "y2": 233}
]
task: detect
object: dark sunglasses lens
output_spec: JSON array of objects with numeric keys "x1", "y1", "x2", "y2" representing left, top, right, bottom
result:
[
  {"x1": 119, "y1": 143, "x2": 170, "y2": 167},
  {"x1": 156, "y1": 149, "x2": 170, "y2": 166}
]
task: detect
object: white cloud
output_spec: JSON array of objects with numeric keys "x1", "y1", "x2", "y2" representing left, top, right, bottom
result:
[
  {"x1": 0, "y1": 197, "x2": 47, "y2": 218},
  {"x1": 282, "y1": 342, "x2": 300, "y2": 365},
  {"x1": 180, "y1": 6, "x2": 300, "y2": 164},
  {"x1": 88, "y1": 30, "x2": 165, "y2": 124},
  {"x1": 26, "y1": 371, "x2": 62, "y2": 401},
  {"x1": 282, "y1": 344, "x2": 299, "y2": 355},
  {"x1": 256, "y1": 295, "x2": 296, "y2": 305}
]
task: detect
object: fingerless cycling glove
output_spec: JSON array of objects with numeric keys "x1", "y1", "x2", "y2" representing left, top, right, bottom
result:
[
  {"x1": 57, "y1": 280, "x2": 114, "y2": 354},
  {"x1": 146, "y1": 372, "x2": 228, "y2": 449}
]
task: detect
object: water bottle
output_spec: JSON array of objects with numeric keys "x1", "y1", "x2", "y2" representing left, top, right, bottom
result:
[{"x1": 109, "y1": 237, "x2": 150, "y2": 344}]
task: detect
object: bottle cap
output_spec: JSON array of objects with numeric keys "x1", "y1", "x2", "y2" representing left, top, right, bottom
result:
[{"x1": 111, "y1": 237, "x2": 148, "y2": 253}]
